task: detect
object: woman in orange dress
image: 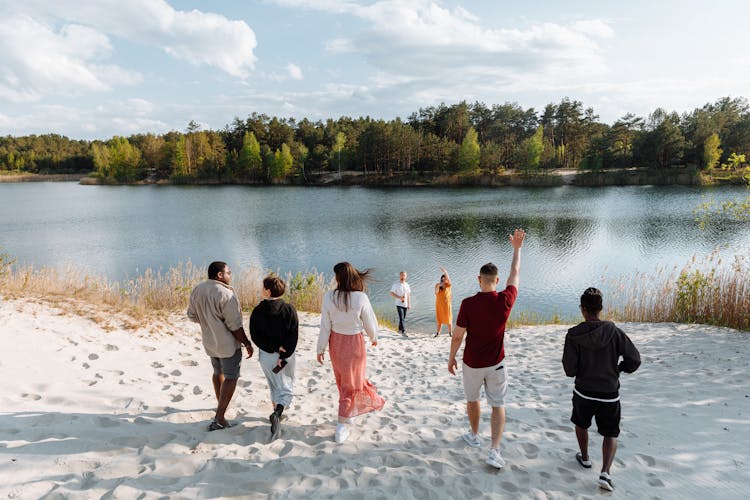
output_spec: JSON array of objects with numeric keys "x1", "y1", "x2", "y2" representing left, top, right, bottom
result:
[{"x1": 434, "y1": 266, "x2": 452, "y2": 337}]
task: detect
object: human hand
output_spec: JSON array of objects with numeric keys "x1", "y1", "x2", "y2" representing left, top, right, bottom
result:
[
  {"x1": 279, "y1": 346, "x2": 287, "y2": 353},
  {"x1": 371, "y1": 341, "x2": 378, "y2": 347},
  {"x1": 316, "y1": 352, "x2": 325, "y2": 365},
  {"x1": 448, "y1": 356, "x2": 457, "y2": 375},
  {"x1": 244, "y1": 344, "x2": 254, "y2": 359},
  {"x1": 509, "y1": 228, "x2": 526, "y2": 250}
]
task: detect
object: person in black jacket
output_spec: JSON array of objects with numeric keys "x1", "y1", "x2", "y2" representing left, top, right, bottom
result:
[
  {"x1": 562, "y1": 287, "x2": 641, "y2": 492},
  {"x1": 249, "y1": 275, "x2": 299, "y2": 438}
]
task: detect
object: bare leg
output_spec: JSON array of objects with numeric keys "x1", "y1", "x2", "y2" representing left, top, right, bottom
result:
[
  {"x1": 215, "y1": 378, "x2": 238, "y2": 426},
  {"x1": 601, "y1": 437, "x2": 617, "y2": 474},
  {"x1": 575, "y1": 425, "x2": 590, "y2": 461},
  {"x1": 467, "y1": 401, "x2": 480, "y2": 434},
  {"x1": 490, "y1": 406, "x2": 506, "y2": 449},
  {"x1": 212, "y1": 373, "x2": 224, "y2": 402}
]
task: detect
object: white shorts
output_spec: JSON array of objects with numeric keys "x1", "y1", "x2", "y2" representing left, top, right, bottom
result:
[{"x1": 462, "y1": 361, "x2": 508, "y2": 407}]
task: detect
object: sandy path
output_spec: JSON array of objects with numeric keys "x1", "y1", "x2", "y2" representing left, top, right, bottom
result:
[{"x1": 0, "y1": 299, "x2": 748, "y2": 499}]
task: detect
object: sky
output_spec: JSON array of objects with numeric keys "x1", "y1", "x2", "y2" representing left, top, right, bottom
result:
[{"x1": 1, "y1": 0, "x2": 749, "y2": 140}]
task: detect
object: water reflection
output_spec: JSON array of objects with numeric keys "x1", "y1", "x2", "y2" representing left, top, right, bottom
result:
[{"x1": 1, "y1": 183, "x2": 748, "y2": 331}]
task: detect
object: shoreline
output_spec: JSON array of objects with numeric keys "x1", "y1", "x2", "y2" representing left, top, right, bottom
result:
[
  {"x1": 1, "y1": 297, "x2": 748, "y2": 498},
  {"x1": 4, "y1": 166, "x2": 744, "y2": 187}
]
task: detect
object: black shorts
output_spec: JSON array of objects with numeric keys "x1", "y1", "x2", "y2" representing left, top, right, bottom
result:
[{"x1": 570, "y1": 392, "x2": 621, "y2": 438}]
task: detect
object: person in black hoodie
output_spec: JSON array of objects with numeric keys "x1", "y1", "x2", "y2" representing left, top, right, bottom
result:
[
  {"x1": 249, "y1": 275, "x2": 299, "y2": 438},
  {"x1": 562, "y1": 287, "x2": 641, "y2": 492}
]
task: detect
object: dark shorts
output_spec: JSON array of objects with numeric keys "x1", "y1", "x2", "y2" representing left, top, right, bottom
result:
[
  {"x1": 210, "y1": 348, "x2": 242, "y2": 380},
  {"x1": 571, "y1": 392, "x2": 621, "y2": 438}
]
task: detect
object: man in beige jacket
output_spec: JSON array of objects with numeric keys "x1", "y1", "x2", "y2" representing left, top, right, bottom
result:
[{"x1": 188, "y1": 261, "x2": 253, "y2": 430}]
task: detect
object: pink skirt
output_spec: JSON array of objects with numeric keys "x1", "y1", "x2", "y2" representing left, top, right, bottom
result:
[{"x1": 329, "y1": 331, "x2": 385, "y2": 418}]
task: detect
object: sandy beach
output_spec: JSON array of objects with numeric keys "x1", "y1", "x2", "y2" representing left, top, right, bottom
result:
[{"x1": 1, "y1": 297, "x2": 748, "y2": 499}]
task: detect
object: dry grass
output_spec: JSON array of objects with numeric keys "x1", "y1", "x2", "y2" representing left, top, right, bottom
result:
[
  {"x1": 607, "y1": 252, "x2": 750, "y2": 331},
  {"x1": 0, "y1": 258, "x2": 330, "y2": 328}
]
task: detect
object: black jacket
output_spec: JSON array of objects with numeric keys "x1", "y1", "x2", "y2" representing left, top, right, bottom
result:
[
  {"x1": 562, "y1": 320, "x2": 641, "y2": 397},
  {"x1": 249, "y1": 299, "x2": 299, "y2": 359}
]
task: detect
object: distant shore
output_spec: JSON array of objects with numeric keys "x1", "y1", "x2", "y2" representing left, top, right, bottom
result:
[
  {"x1": 3, "y1": 167, "x2": 745, "y2": 187},
  {"x1": 0, "y1": 172, "x2": 86, "y2": 183}
]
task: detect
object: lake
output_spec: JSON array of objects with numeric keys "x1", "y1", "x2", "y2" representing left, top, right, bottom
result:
[{"x1": 1, "y1": 182, "x2": 748, "y2": 331}]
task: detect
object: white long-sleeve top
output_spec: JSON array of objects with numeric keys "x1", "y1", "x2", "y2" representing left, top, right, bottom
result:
[{"x1": 317, "y1": 290, "x2": 379, "y2": 354}]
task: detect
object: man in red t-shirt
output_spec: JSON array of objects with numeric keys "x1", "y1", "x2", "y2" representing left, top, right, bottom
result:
[{"x1": 448, "y1": 228, "x2": 525, "y2": 469}]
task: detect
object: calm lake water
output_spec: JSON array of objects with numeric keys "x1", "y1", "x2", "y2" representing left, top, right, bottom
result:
[{"x1": 1, "y1": 182, "x2": 748, "y2": 331}]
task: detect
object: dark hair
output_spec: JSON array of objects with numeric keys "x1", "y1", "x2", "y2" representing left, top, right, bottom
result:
[
  {"x1": 479, "y1": 262, "x2": 498, "y2": 284},
  {"x1": 580, "y1": 287, "x2": 603, "y2": 313},
  {"x1": 263, "y1": 275, "x2": 286, "y2": 298},
  {"x1": 208, "y1": 261, "x2": 228, "y2": 280},
  {"x1": 332, "y1": 262, "x2": 372, "y2": 311}
]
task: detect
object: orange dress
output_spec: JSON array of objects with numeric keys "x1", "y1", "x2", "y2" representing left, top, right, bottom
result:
[{"x1": 435, "y1": 282, "x2": 452, "y2": 324}]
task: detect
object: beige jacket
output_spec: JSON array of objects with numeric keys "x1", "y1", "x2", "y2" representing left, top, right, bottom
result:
[{"x1": 187, "y1": 279, "x2": 243, "y2": 358}]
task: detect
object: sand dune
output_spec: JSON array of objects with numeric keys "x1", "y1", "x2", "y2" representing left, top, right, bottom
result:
[{"x1": 1, "y1": 298, "x2": 748, "y2": 499}]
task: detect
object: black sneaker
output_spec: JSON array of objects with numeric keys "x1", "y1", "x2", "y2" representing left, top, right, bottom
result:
[
  {"x1": 270, "y1": 412, "x2": 281, "y2": 438},
  {"x1": 598, "y1": 472, "x2": 614, "y2": 491}
]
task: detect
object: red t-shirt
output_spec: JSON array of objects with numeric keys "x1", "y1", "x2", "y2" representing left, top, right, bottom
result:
[{"x1": 456, "y1": 285, "x2": 518, "y2": 368}]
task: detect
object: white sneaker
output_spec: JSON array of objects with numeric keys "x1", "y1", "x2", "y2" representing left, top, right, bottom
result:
[
  {"x1": 462, "y1": 432, "x2": 481, "y2": 448},
  {"x1": 335, "y1": 424, "x2": 350, "y2": 443},
  {"x1": 598, "y1": 472, "x2": 614, "y2": 491},
  {"x1": 486, "y1": 448, "x2": 506, "y2": 469}
]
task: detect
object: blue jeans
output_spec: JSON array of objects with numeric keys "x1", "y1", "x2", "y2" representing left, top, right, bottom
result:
[{"x1": 396, "y1": 306, "x2": 407, "y2": 332}]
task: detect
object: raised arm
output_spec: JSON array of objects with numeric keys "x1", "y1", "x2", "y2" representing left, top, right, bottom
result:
[
  {"x1": 440, "y1": 266, "x2": 451, "y2": 284},
  {"x1": 506, "y1": 228, "x2": 525, "y2": 288}
]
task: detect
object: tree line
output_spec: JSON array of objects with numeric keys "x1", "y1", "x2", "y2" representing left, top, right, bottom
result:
[{"x1": 1, "y1": 96, "x2": 749, "y2": 183}]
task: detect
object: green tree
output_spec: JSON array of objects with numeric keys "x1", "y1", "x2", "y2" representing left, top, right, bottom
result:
[
  {"x1": 457, "y1": 127, "x2": 480, "y2": 172},
  {"x1": 702, "y1": 133, "x2": 722, "y2": 170},
  {"x1": 93, "y1": 136, "x2": 142, "y2": 182},
  {"x1": 333, "y1": 131, "x2": 346, "y2": 177},
  {"x1": 520, "y1": 125, "x2": 544, "y2": 171},
  {"x1": 237, "y1": 131, "x2": 262, "y2": 177}
]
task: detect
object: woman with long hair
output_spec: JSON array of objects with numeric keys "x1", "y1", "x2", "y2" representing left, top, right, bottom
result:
[
  {"x1": 317, "y1": 262, "x2": 385, "y2": 443},
  {"x1": 434, "y1": 266, "x2": 452, "y2": 337}
]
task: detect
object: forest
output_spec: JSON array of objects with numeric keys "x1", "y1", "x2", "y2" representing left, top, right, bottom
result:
[{"x1": 1, "y1": 96, "x2": 749, "y2": 183}]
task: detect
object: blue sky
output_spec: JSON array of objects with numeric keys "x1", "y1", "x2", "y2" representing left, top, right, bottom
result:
[{"x1": 1, "y1": 0, "x2": 749, "y2": 140}]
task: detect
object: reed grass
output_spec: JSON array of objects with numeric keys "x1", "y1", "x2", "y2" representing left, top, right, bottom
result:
[
  {"x1": 0, "y1": 256, "x2": 330, "y2": 324},
  {"x1": 2, "y1": 249, "x2": 747, "y2": 331},
  {"x1": 607, "y1": 251, "x2": 750, "y2": 331}
]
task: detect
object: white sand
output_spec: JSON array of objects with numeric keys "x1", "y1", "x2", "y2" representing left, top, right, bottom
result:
[{"x1": 1, "y1": 298, "x2": 748, "y2": 499}]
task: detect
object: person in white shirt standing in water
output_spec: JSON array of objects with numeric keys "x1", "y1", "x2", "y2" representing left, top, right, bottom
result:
[{"x1": 389, "y1": 271, "x2": 411, "y2": 336}]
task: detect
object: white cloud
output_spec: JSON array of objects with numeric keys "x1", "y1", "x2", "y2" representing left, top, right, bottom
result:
[
  {"x1": 0, "y1": 14, "x2": 142, "y2": 102},
  {"x1": 325, "y1": 38, "x2": 355, "y2": 53},
  {"x1": 277, "y1": 0, "x2": 614, "y2": 103},
  {"x1": 286, "y1": 63, "x2": 304, "y2": 80},
  {"x1": 0, "y1": 0, "x2": 257, "y2": 102}
]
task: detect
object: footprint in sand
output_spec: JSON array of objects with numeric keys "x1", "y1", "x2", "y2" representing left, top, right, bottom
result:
[
  {"x1": 180, "y1": 360, "x2": 198, "y2": 367},
  {"x1": 635, "y1": 453, "x2": 657, "y2": 467},
  {"x1": 21, "y1": 393, "x2": 42, "y2": 400},
  {"x1": 171, "y1": 394, "x2": 184, "y2": 403},
  {"x1": 170, "y1": 370, "x2": 181, "y2": 376},
  {"x1": 193, "y1": 386, "x2": 202, "y2": 395},
  {"x1": 142, "y1": 346, "x2": 156, "y2": 352},
  {"x1": 151, "y1": 362, "x2": 164, "y2": 368},
  {"x1": 88, "y1": 353, "x2": 99, "y2": 360},
  {"x1": 82, "y1": 362, "x2": 90, "y2": 369},
  {"x1": 501, "y1": 482, "x2": 519, "y2": 492},
  {"x1": 104, "y1": 344, "x2": 119, "y2": 351},
  {"x1": 521, "y1": 443, "x2": 540, "y2": 455},
  {"x1": 647, "y1": 473, "x2": 665, "y2": 487}
]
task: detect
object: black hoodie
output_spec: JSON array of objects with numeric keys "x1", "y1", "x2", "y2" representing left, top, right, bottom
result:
[
  {"x1": 562, "y1": 320, "x2": 641, "y2": 398},
  {"x1": 249, "y1": 299, "x2": 299, "y2": 359}
]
